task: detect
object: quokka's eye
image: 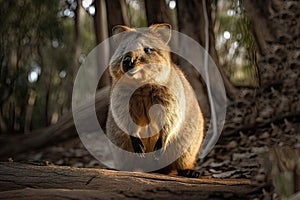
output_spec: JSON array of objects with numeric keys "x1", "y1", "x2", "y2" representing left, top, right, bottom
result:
[{"x1": 144, "y1": 47, "x2": 152, "y2": 54}]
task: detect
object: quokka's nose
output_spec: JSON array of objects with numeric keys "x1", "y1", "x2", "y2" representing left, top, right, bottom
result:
[{"x1": 122, "y1": 55, "x2": 134, "y2": 72}]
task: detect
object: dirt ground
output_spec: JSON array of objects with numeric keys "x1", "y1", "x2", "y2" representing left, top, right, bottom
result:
[{"x1": 7, "y1": 111, "x2": 299, "y2": 199}]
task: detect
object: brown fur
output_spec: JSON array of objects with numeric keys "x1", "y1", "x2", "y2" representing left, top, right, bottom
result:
[{"x1": 106, "y1": 24, "x2": 205, "y2": 176}]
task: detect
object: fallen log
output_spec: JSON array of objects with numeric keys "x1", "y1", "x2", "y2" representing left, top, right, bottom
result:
[
  {"x1": 0, "y1": 86, "x2": 110, "y2": 159},
  {"x1": 0, "y1": 162, "x2": 260, "y2": 199}
]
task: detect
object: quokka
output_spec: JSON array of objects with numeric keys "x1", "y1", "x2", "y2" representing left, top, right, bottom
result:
[{"x1": 106, "y1": 24, "x2": 205, "y2": 178}]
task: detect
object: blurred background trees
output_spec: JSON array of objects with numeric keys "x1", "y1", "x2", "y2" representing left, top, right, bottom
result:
[
  {"x1": 0, "y1": 0, "x2": 298, "y2": 137},
  {"x1": 0, "y1": 0, "x2": 258, "y2": 133},
  {"x1": 0, "y1": 0, "x2": 96, "y2": 133}
]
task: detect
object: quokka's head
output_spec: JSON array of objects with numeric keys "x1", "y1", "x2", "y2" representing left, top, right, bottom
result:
[{"x1": 109, "y1": 24, "x2": 172, "y2": 84}]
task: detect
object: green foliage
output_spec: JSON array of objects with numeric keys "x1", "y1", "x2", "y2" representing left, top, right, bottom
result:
[
  {"x1": 215, "y1": 0, "x2": 259, "y2": 87},
  {"x1": 0, "y1": 0, "x2": 95, "y2": 133},
  {"x1": 125, "y1": 0, "x2": 147, "y2": 27},
  {"x1": 0, "y1": 0, "x2": 64, "y2": 133},
  {"x1": 81, "y1": 14, "x2": 96, "y2": 52}
]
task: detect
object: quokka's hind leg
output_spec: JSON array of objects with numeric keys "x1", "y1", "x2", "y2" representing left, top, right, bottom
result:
[
  {"x1": 130, "y1": 135, "x2": 145, "y2": 158},
  {"x1": 175, "y1": 146, "x2": 201, "y2": 178},
  {"x1": 177, "y1": 169, "x2": 200, "y2": 178},
  {"x1": 177, "y1": 160, "x2": 201, "y2": 178},
  {"x1": 153, "y1": 128, "x2": 173, "y2": 160},
  {"x1": 153, "y1": 135, "x2": 164, "y2": 159}
]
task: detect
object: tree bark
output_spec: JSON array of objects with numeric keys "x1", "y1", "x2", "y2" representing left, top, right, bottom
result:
[
  {"x1": 0, "y1": 162, "x2": 259, "y2": 199},
  {"x1": 105, "y1": 0, "x2": 125, "y2": 37},
  {"x1": 176, "y1": 0, "x2": 210, "y2": 116},
  {"x1": 93, "y1": 0, "x2": 126, "y2": 88},
  {"x1": 176, "y1": 0, "x2": 239, "y2": 103},
  {"x1": 61, "y1": 0, "x2": 84, "y2": 111},
  {"x1": 93, "y1": 0, "x2": 108, "y2": 45},
  {"x1": 74, "y1": 0, "x2": 82, "y2": 75},
  {"x1": 93, "y1": 0, "x2": 110, "y2": 88},
  {"x1": 145, "y1": 0, "x2": 175, "y2": 28},
  {"x1": 242, "y1": 0, "x2": 275, "y2": 56}
]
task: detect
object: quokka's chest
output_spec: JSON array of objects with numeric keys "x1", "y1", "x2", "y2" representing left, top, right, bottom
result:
[{"x1": 127, "y1": 84, "x2": 178, "y2": 126}]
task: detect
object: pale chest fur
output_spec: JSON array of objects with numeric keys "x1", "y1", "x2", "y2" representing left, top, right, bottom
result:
[{"x1": 109, "y1": 67, "x2": 186, "y2": 152}]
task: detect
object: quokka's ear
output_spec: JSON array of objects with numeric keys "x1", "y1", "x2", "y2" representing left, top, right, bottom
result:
[
  {"x1": 112, "y1": 25, "x2": 134, "y2": 44},
  {"x1": 149, "y1": 23, "x2": 172, "y2": 44},
  {"x1": 112, "y1": 25, "x2": 133, "y2": 35}
]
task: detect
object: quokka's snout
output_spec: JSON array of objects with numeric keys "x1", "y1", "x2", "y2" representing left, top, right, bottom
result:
[{"x1": 122, "y1": 54, "x2": 134, "y2": 72}]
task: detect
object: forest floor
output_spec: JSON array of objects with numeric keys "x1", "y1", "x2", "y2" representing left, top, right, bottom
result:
[{"x1": 7, "y1": 112, "x2": 299, "y2": 199}]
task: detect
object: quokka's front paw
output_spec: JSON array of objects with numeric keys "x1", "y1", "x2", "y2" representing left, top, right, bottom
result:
[
  {"x1": 178, "y1": 170, "x2": 200, "y2": 178},
  {"x1": 130, "y1": 136, "x2": 145, "y2": 158},
  {"x1": 153, "y1": 137, "x2": 164, "y2": 160}
]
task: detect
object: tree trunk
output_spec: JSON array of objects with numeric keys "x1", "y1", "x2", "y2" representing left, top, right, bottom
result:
[
  {"x1": 74, "y1": 0, "x2": 82, "y2": 76},
  {"x1": 176, "y1": 0, "x2": 209, "y2": 116},
  {"x1": 144, "y1": 0, "x2": 175, "y2": 28},
  {"x1": 24, "y1": 90, "x2": 36, "y2": 133},
  {"x1": 63, "y1": 0, "x2": 83, "y2": 110},
  {"x1": 176, "y1": 0, "x2": 239, "y2": 104},
  {"x1": 242, "y1": 0, "x2": 275, "y2": 56},
  {"x1": 0, "y1": 162, "x2": 259, "y2": 199},
  {"x1": 93, "y1": 0, "x2": 126, "y2": 88},
  {"x1": 93, "y1": 0, "x2": 110, "y2": 88},
  {"x1": 94, "y1": 0, "x2": 108, "y2": 45},
  {"x1": 0, "y1": 113, "x2": 8, "y2": 133},
  {"x1": 105, "y1": 0, "x2": 125, "y2": 37}
]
